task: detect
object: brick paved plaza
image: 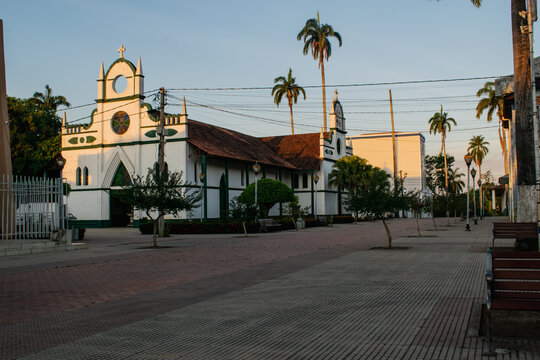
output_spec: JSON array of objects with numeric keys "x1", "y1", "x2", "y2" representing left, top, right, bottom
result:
[{"x1": 1, "y1": 218, "x2": 539, "y2": 359}]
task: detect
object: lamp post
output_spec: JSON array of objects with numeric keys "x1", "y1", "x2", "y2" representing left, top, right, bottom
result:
[
  {"x1": 253, "y1": 162, "x2": 261, "y2": 218},
  {"x1": 56, "y1": 154, "x2": 66, "y2": 230},
  {"x1": 313, "y1": 173, "x2": 319, "y2": 219},
  {"x1": 471, "y1": 168, "x2": 477, "y2": 222},
  {"x1": 199, "y1": 172, "x2": 205, "y2": 223},
  {"x1": 464, "y1": 153, "x2": 473, "y2": 231},
  {"x1": 477, "y1": 179, "x2": 483, "y2": 220}
]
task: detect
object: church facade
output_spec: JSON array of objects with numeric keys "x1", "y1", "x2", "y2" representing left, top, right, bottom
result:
[{"x1": 61, "y1": 49, "x2": 352, "y2": 227}]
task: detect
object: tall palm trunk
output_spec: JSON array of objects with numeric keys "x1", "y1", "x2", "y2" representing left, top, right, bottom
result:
[
  {"x1": 442, "y1": 133, "x2": 450, "y2": 224},
  {"x1": 498, "y1": 124, "x2": 509, "y2": 174},
  {"x1": 479, "y1": 164, "x2": 482, "y2": 217},
  {"x1": 511, "y1": 0, "x2": 536, "y2": 223},
  {"x1": 287, "y1": 92, "x2": 294, "y2": 135},
  {"x1": 319, "y1": 53, "x2": 327, "y2": 132}
]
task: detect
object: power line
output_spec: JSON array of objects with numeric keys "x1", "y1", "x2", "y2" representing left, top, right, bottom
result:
[{"x1": 167, "y1": 76, "x2": 497, "y2": 91}]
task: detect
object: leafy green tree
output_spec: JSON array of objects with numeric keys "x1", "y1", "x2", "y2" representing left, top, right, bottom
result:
[
  {"x1": 239, "y1": 178, "x2": 295, "y2": 218},
  {"x1": 229, "y1": 196, "x2": 258, "y2": 236},
  {"x1": 32, "y1": 84, "x2": 71, "y2": 111},
  {"x1": 328, "y1": 155, "x2": 368, "y2": 193},
  {"x1": 344, "y1": 165, "x2": 403, "y2": 248},
  {"x1": 428, "y1": 105, "x2": 456, "y2": 194},
  {"x1": 124, "y1": 169, "x2": 200, "y2": 248},
  {"x1": 447, "y1": 167, "x2": 465, "y2": 221},
  {"x1": 8, "y1": 96, "x2": 63, "y2": 176},
  {"x1": 297, "y1": 12, "x2": 342, "y2": 132},
  {"x1": 272, "y1": 68, "x2": 306, "y2": 135},
  {"x1": 476, "y1": 81, "x2": 507, "y2": 174},
  {"x1": 425, "y1": 154, "x2": 455, "y2": 196}
]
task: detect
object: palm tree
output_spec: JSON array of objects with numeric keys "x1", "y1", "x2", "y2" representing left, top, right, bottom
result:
[
  {"x1": 272, "y1": 68, "x2": 306, "y2": 135},
  {"x1": 468, "y1": 135, "x2": 489, "y2": 218},
  {"x1": 297, "y1": 12, "x2": 342, "y2": 133},
  {"x1": 476, "y1": 81, "x2": 507, "y2": 174},
  {"x1": 428, "y1": 105, "x2": 456, "y2": 194},
  {"x1": 32, "y1": 85, "x2": 71, "y2": 111},
  {"x1": 471, "y1": 0, "x2": 536, "y2": 220}
]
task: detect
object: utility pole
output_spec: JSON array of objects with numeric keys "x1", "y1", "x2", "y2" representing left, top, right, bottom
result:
[
  {"x1": 157, "y1": 87, "x2": 166, "y2": 237},
  {"x1": 389, "y1": 90, "x2": 399, "y2": 218},
  {"x1": 389, "y1": 90, "x2": 398, "y2": 191}
]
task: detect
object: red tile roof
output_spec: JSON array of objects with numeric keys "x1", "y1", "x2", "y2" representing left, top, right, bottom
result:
[
  {"x1": 260, "y1": 133, "x2": 322, "y2": 170},
  {"x1": 187, "y1": 120, "x2": 323, "y2": 170},
  {"x1": 187, "y1": 120, "x2": 296, "y2": 169}
]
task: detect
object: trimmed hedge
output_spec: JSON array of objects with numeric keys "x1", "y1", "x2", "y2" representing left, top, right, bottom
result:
[
  {"x1": 138, "y1": 215, "x2": 337, "y2": 235},
  {"x1": 328, "y1": 215, "x2": 355, "y2": 224},
  {"x1": 138, "y1": 220, "x2": 259, "y2": 235}
]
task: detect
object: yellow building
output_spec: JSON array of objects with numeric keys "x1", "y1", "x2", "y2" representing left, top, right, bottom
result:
[{"x1": 347, "y1": 132, "x2": 426, "y2": 194}]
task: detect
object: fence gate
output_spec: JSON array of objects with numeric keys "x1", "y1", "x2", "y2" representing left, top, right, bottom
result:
[{"x1": 0, "y1": 175, "x2": 64, "y2": 240}]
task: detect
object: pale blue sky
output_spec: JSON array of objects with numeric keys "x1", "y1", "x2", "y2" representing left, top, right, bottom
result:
[{"x1": 2, "y1": 0, "x2": 534, "y2": 180}]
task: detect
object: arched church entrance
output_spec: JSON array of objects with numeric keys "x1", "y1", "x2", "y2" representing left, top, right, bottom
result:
[{"x1": 109, "y1": 162, "x2": 133, "y2": 227}]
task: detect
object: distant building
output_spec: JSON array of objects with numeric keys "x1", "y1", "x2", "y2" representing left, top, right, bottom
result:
[
  {"x1": 347, "y1": 132, "x2": 427, "y2": 195},
  {"x1": 61, "y1": 49, "x2": 352, "y2": 227}
]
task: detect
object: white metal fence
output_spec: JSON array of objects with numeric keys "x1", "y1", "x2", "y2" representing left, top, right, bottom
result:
[{"x1": 0, "y1": 175, "x2": 64, "y2": 240}]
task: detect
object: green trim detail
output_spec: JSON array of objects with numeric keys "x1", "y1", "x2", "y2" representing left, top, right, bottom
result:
[
  {"x1": 72, "y1": 220, "x2": 111, "y2": 228},
  {"x1": 61, "y1": 137, "x2": 188, "y2": 151},
  {"x1": 145, "y1": 129, "x2": 178, "y2": 138},
  {"x1": 68, "y1": 138, "x2": 78, "y2": 144},
  {"x1": 105, "y1": 58, "x2": 136, "y2": 79},
  {"x1": 96, "y1": 94, "x2": 145, "y2": 104},
  {"x1": 141, "y1": 103, "x2": 158, "y2": 122},
  {"x1": 86, "y1": 136, "x2": 96, "y2": 143}
]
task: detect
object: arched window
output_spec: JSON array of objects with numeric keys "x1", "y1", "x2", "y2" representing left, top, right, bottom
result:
[
  {"x1": 111, "y1": 162, "x2": 132, "y2": 186},
  {"x1": 83, "y1": 167, "x2": 89, "y2": 185},
  {"x1": 293, "y1": 174, "x2": 299, "y2": 189},
  {"x1": 302, "y1": 173, "x2": 308, "y2": 188},
  {"x1": 76, "y1": 167, "x2": 82, "y2": 186}
]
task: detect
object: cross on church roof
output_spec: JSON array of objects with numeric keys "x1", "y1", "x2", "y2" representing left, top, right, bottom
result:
[{"x1": 118, "y1": 45, "x2": 126, "y2": 58}]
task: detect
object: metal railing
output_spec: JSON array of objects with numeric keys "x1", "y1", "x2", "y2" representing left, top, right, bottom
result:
[{"x1": 0, "y1": 175, "x2": 64, "y2": 240}]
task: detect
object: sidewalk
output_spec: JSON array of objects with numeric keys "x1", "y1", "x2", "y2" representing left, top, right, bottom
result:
[{"x1": 1, "y1": 217, "x2": 539, "y2": 359}]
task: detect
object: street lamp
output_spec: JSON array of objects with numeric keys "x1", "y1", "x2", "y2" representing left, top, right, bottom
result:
[
  {"x1": 477, "y1": 179, "x2": 483, "y2": 220},
  {"x1": 199, "y1": 172, "x2": 205, "y2": 223},
  {"x1": 56, "y1": 154, "x2": 66, "y2": 230},
  {"x1": 253, "y1": 162, "x2": 261, "y2": 218},
  {"x1": 464, "y1": 153, "x2": 473, "y2": 231},
  {"x1": 471, "y1": 168, "x2": 477, "y2": 222},
  {"x1": 313, "y1": 173, "x2": 320, "y2": 219}
]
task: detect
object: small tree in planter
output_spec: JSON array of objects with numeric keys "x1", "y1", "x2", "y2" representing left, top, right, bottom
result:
[
  {"x1": 283, "y1": 195, "x2": 311, "y2": 230},
  {"x1": 123, "y1": 168, "x2": 200, "y2": 248},
  {"x1": 229, "y1": 196, "x2": 258, "y2": 236},
  {"x1": 239, "y1": 178, "x2": 295, "y2": 218},
  {"x1": 409, "y1": 191, "x2": 430, "y2": 237}
]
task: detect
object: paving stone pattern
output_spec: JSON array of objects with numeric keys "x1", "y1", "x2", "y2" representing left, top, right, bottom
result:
[{"x1": 2, "y1": 219, "x2": 540, "y2": 359}]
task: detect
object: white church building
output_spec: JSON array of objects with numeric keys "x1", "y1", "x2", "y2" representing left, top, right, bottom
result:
[{"x1": 61, "y1": 49, "x2": 352, "y2": 227}]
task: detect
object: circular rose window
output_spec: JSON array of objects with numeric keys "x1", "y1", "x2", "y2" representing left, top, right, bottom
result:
[{"x1": 111, "y1": 111, "x2": 130, "y2": 135}]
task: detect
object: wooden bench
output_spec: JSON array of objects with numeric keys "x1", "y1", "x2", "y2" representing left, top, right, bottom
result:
[
  {"x1": 491, "y1": 222, "x2": 537, "y2": 248},
  {"x1": 258, "y1": 218, "x2": 281, "y2": 233},
  {"x1": 485, "y1": 249, "x2": 540, "y2": 350}
]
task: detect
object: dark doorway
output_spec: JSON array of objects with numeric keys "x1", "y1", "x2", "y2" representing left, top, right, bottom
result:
[
  {"x1": 219, "y1": 174, "x2": 227, "y2": 220},
  {"x1": 109, "y1": 162, "x2": 133, "y2": 227},
  {"x1": 110, "y1": 190, "x2": 132, "y2": 227}
]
